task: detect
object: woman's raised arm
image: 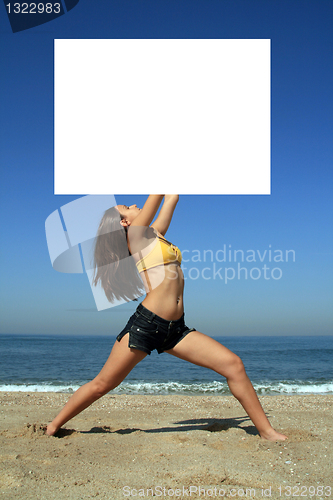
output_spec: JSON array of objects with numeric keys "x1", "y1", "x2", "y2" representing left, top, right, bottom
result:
[
  {"x1": 151, "y1": 195, "x2": 179, "y2": 235},
  {"x1": 130, "y1": 195, "x2": 164, "y2": 228}
]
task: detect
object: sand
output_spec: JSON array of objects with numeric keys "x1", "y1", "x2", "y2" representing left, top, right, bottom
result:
[{"x1": 0, "y1": 393, "x2": 332, "y2": 499}]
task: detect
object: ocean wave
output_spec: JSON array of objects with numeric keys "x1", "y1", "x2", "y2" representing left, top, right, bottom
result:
[
  {"x1": 0, "y1": 383, "x2": 80, "y2": 393},
  {"x1": 1, "y1": 380, "x2": 333, "y2": 395},
  {"x1": 253, "y1": 381, "x2": 333, "y2": 395}
]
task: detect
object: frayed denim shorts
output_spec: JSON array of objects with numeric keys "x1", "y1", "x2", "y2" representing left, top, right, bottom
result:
[{"x1": 116, "y1": 303, "x2": 196, "y2": 355}]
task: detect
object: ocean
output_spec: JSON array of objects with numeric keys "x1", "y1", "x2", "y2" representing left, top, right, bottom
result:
[{"x1": 0, "y1": 334, "x2": 332, "y2": 396}]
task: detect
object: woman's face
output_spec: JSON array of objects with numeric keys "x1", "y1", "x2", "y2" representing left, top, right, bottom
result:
[{"x1": 116, "y1": 204, "x2": 141, "y2": 225}]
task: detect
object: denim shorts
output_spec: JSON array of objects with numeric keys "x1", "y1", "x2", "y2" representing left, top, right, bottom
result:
[{"x1": 116, "y1": 303, "x2": 196, "y2": 355}]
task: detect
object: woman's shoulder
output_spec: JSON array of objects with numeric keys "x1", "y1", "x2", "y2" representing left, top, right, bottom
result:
[{"x1": 127, "y1": 225, "x2": 157, "y2": 253}]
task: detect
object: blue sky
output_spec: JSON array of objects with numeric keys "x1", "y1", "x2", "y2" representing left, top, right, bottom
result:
[{"x1": 0, "y1": 0, "x2": 332, "y2": 336}]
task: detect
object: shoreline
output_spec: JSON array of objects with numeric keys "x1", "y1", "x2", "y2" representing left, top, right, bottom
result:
[
  {"x1": 1, "y1": 393, "x2": 332, "y2": 499},
  {"x1": 1, "y1": 383, "x2": 332, "y2": 397},
  {"x1": 2, "y1": 390, "x2": 333, "y2": 396}
]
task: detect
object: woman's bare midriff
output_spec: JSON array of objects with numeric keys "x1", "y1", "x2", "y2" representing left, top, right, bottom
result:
[{"x1": 141, "y1": 263, "x2": 184, "y2": 321}]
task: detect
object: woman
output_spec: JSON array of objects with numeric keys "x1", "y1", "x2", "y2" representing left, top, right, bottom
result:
[{"x1": 46, "y1": 195, "x2": 287, "y2": 441}]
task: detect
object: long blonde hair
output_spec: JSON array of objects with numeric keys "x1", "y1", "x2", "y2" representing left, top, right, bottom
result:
[{"x1": 92, "y1": 207, "x2": 144, "y2": 303}]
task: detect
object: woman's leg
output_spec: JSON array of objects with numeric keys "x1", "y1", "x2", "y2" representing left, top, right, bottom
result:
[
  {"x1": 165, "y1": 331, "x2": 287, "y2": 441},
  {"x1": 46, "y1": 334, "x2": 147, "y2": 436}
]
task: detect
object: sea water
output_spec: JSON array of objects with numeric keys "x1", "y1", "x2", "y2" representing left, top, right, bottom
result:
[{"x1": 0, "y1": 334, "x2": 332, "y2": 395}]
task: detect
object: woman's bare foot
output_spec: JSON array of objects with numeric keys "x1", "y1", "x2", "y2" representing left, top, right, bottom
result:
[
  {"x1": 45, "y1": 422, "x2": 59, "y2": 436},
  {"x1": 260, "y1": 427, "x2": 288, "y2": 441}
]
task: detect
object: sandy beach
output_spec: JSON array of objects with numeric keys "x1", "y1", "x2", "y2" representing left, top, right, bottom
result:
[{"x1": 0, "y1": 393, "x2": 332, "y2": 499}]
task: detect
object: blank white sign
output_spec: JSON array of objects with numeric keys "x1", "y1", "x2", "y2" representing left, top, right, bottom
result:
[{"x1": 54, "y1": 39, "x2": 270, "y2": 195}]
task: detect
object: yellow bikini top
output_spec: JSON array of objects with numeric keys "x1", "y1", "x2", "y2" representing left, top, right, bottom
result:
[{"x1": 135, "y1": 234, "x2": 182, "y2": 273}]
